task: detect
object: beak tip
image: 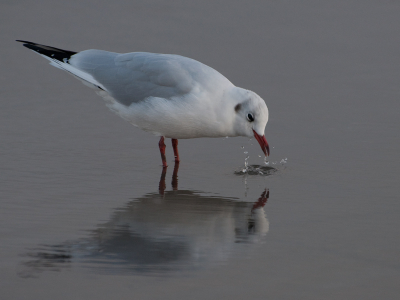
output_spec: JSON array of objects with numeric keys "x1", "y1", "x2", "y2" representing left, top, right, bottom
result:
[
  {"x1": 264, "y1": 147, "x2": 270, "y2": 157},
  {"x1": 253, "y1": 129, "x2": 270, "y2": 157}
]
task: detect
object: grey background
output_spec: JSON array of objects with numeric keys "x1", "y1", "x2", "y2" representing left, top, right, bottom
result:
[{"x1": 1, "y1": 0, "x2": 399, "y2": 299}]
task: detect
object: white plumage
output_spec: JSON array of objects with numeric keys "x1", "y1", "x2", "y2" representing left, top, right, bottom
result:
[{"x1": 18, "y1": 40, "x2": 270, "y2": 166}]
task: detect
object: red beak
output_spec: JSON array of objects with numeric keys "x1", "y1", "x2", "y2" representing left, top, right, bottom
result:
[{"x1": 253, "y1": 130, "x2": 270, "y2": 156}]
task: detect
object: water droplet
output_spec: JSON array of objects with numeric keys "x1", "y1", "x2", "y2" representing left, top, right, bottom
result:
[
  {"x1": 241, "y1": 146, "x2": 244, "y2": 149},
  {"x1": 258, "y1": 155, "x2": 262, "y2": 158},
  {"x1": 244, "y1": 156, "x2": 249, "y2": 168}
]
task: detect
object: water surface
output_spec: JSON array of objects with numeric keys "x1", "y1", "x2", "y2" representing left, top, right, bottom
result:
[{"x1": 1, "y1": 1, "x2": 400, "y2": 299}]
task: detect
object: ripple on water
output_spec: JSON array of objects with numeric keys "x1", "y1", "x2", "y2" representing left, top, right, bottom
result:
[{"x1": 235, "y1": 165, "x2": 278, "y2": 176}]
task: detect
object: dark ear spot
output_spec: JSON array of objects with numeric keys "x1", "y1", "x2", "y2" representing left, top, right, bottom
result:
[{"x1": 234, "y1": 103, "x2": 241, "y2": 112}]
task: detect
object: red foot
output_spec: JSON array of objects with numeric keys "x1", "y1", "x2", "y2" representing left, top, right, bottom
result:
[
  {"x1": 158, "y1": 166, "x2": 167, "y2": 195},
  {"x1": 158, "y1": 162, "x2": 180, "y2": 194},
  {"x1": 252, "y1": 189, "x2": 269, "y2": 212},
  {"x1": 172, "y1": 162, "x2": 179, "y2": 190}
]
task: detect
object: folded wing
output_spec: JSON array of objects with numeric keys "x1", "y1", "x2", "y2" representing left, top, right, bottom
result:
[{"x1": 18, "y1": 41, "x2": 233, "y2": 107}]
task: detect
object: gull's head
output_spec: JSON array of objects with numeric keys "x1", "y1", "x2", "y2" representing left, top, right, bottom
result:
[{"x1": 229, "y1": 87, "x2": 270, "y2": 156}]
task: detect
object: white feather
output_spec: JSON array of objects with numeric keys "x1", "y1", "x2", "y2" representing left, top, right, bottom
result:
[{"x1": 38, "y1": 53, "x2": 106, "y2": 90}]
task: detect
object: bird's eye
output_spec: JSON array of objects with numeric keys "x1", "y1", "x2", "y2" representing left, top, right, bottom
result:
[{"x1": 247, "y1": 113, "x2": 255, "y2": 122}]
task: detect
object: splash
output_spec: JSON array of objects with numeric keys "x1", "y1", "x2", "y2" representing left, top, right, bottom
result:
[
  {"x1": 235, "y1": 145, "x2": 287, "y2": 176},
  {"x1": 235, "y1": 164, "x2": 277, "y2": 176}
]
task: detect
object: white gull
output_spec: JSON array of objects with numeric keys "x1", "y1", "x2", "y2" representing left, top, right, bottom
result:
[{"x1": 17, "y1": 40, "x2": 270, "y2": 167}]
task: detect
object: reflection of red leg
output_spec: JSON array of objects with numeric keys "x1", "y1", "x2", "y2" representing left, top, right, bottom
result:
[
  {"x1": 158, "y1": 166, "x2": 167, "y2": 195},
  {"x1": 172, "y1": 162, "x2": 180, "y2": 190},
  {"x1": 159, "y1": 136, "x2": 167, "y2": 167},
  {"x1": 252, "y1": 189, "x2": 269, "y2": 211},
  {"x1": 171, "y1": 139, "x2": 180, "y2": 163}
]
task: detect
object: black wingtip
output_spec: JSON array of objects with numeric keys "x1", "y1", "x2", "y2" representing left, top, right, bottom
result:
[
  {"x1": 16, "y1": 40, "x2": 33, "y2": 44},
  {"x1": 16, "y1": 40, "x2": 77, "y2": 62}
]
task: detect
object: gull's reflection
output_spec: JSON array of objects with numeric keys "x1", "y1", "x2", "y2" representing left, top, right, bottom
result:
[{"x1": 20, "y1": 164, "x2": 270, "y2": 277}]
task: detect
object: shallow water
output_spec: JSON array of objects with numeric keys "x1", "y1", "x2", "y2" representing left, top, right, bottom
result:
[
  {"x1": 1, "y1": 1, "x2": 400, "y2": 299},
  {"x1": 19, "y1": 187, "x2": 270, "y2": 277}
]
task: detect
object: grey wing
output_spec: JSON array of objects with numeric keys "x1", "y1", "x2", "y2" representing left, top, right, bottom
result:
[{"x1": 70, "y1": 50, "x2": 195, "y2": 106}]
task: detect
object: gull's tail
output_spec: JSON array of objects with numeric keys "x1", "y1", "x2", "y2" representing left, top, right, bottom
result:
[{"x1": 16, "y1": 40, "x2": 105, "y2": 90}]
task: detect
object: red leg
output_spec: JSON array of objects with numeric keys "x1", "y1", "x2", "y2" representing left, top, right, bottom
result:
[
  {"x1": 158, "y1": 166, "x2": 167, "y2": 195},
  {"x1": 159, "y1": 136, "x2": 168, "y2": 167},
  {"x1": 171, "y1": 139, "x2": 180, "y2": 163},
  {"x1": 252, "y1": 189, "x2": 269, "y2": 212},
  {"x1": 171, "y1": 161, "x2": 180, "y2": 190}
]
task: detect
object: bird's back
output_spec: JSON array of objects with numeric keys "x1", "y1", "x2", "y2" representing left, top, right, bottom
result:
[{"x1": 70, "y1": 50, "x2": 234, "y2": 106}]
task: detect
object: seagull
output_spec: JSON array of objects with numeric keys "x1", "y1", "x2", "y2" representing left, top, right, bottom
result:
[{"x1": 17, "y1": 40, "x2": 270, "y2": 167}]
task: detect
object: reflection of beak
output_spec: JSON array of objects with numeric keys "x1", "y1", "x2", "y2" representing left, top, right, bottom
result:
[{"x1": 253, "y1": 129, "x2": 270, "y2": 156}]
